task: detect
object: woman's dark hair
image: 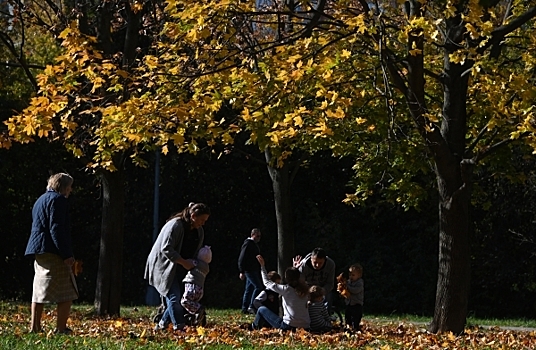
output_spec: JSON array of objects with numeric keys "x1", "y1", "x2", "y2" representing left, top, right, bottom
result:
[
  {"x1": 285, "y1": 267, "x2": 309, "y2": 298},
  {"x1": 168, "y1": 202, "x2": 211, "y2": 223}
]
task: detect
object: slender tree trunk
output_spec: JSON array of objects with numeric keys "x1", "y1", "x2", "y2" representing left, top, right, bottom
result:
[
  {"x1": 94, "y1": 167, "x2": 125, "y2": 316},
  {"x1": 265, "y1": 149, "x2": 294, "y2": 277}
]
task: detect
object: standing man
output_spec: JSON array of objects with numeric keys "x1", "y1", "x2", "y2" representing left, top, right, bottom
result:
[
  {"x1": 238, "y1": 228, "x2": 263, "y2": 314},
  {"x1": 293, "y1": 247, "x2": 336, "y2": 312}
]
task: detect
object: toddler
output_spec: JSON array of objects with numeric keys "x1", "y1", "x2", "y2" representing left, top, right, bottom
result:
[
  {"x1": 181, "y1": 245, "x2": 212, "y2": 326},
  {"x1": 308, "y1": 285, "x2": 332, "y2": 333},
  {"x1": 343, "y1": 263, "x2": 363, "y2": 330}
]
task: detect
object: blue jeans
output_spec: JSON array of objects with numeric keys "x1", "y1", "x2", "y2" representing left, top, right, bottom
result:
[
  {"x1": 253, "y1": 306, "x2": 292, "y2": 330},
  {"x1": 242, "y1": 271, "x2": 264, "y2": 311},
  {"x1": 160, "y1": 270, "x2": 186, "y2": 328}
]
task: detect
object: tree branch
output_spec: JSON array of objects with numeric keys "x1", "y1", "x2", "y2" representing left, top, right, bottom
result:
[
  {"x1": 0, "y1": 32, "x2": 38, "y2": 91},
  {"x1": 480, "y1": 6, "x2": 536, "y2": 57},
  {"x1": 1, "y1": 61, "x2": 46, "y2": 70},
  {"x1": 302, "y1": 0, "x2": 326, "y2": 37},
  {"x1": 474, "y1": 135, "x2": 517, "y2": 163}
]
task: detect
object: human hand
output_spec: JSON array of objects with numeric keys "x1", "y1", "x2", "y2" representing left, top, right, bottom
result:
[
  {"x1": 239, "y1": 273, "x2": 245, "y2": 280},
  {"x1": 292, "y1": 255, "x2": 302, "y2": 268},
  {"x1": 256, "y1": 255, "x2": 265, "y2": 267},
  {"x1": 181, "y1": 258, "x2": 197, "y2": 270}
]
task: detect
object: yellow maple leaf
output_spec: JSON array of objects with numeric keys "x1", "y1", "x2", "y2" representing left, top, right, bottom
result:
[{"x1": 172, "y1": 134, "x2": 185, "y2": 145}]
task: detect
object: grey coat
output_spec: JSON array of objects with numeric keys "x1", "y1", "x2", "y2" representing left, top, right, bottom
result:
[
  {"x1": 298, "y1": 253, "x2": 336, "y2": 294},
  {"x1": 144, "y1": 218, "x2": 204, "y2": 296},
  {"x1": 345, "y1": 278, "x2": 364, "y2": 306}
]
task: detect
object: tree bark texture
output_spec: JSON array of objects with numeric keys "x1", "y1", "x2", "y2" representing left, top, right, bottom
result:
[
  {"x1": 397, "y1": 7, "x2": 474, "y2": 332},
  {"x1": 94, "y1": 168, "x2": 125, "y2": 316},
  {"x1": 428, "y1": 165, "x2": 472, "y2": 334},
  {"x1": 428, "y1": 39, "x2": 473, "y2": 333},
  {"x1": 265, "y1": 149, "x2": 295, "y2": 278}
]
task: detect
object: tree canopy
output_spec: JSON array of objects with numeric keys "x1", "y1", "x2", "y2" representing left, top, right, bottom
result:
[{"x1": 2, "y1": 0, "x2": 536, "y2": 333}]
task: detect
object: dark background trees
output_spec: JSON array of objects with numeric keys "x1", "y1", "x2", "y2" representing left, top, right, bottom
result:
[
  {"x1": 1, "y1": 141, "x2": 536, "y2": 319},
  {"x1": 1, "y1": 0, "x2": 536, "y2": 326}
]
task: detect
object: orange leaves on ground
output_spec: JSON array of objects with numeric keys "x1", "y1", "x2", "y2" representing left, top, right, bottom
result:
[{"x1": 4, "y1": 308, "x2": 536, "y2": 349}]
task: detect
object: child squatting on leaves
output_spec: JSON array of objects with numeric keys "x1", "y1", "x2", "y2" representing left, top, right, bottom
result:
[
  {"x1": 308, "y1": 285, "x2": 333, "y2": 333},
  {"x1": 181, "y1": 245, "x2": 212, "y2": 326}
]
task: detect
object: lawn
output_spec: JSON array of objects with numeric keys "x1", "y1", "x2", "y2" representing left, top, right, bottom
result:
[{"x1": 0, "y1": 302, "x2": 535, "y2": 349}]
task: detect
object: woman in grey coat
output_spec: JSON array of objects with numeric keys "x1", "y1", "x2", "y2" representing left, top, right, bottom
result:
[{"x1": 145, "y1": 202, "x2": 210, "y2": 331}]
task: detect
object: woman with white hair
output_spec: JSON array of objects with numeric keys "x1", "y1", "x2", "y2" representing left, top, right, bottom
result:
[{"x1": 25, "y1": 172, "x2": 77, "y2": 335}]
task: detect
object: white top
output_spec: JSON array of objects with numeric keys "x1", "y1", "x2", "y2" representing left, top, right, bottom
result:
[{"x1": 261, "y1": 267, "x2": 310, "y2": 329}]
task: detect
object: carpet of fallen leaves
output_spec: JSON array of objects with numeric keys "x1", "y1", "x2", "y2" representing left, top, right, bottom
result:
[{"x1": 2, "y1": 306, "x2": 536, "y2": 349}]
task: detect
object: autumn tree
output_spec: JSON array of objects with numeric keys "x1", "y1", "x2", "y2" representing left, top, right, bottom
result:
[
  {"x1": 1, "y1": 0, "x2": 170, "y2": 315},
  {"x1": 122, "y1": 0, "x2": 536, "y2": 334},
  {"x1": 5, "y1": 0, "x2": 536, "y2": 335}
]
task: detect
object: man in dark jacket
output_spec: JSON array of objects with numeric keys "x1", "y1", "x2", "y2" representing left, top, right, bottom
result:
[{"x1": 238, "y1": 228, "x2": 262, "y2": 314}]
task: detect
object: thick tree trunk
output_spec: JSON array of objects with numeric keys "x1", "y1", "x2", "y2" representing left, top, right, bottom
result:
[
  {"x1": 397, "y1": 10, "x2": 474, "y2": 331},
  {"x1": 428, "y1": 40, "x2": 473, "y2": 333},
  {"x1": 94, "y1": 168, "x2": 125, "y2": 316},
  {"x1": 428, "y1": 165, "x2": 472, "y2": 334},
  {"x1": 265, "y1": 149, "x2": 294, "y2": 277}
]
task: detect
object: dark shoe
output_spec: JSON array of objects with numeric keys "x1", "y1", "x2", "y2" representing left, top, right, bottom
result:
[
  {"x1": 247, "y1": 307, "x2": 256, "y2": 315},
  {"x1": 54, "y1": 327, "x2": 73, "y2": 335},
  {"x1": 152, "y1": 303, "x2": 166, "y2": 323},
  {"x1": 184, "y1": 313, "x2": 195, "y2": 326},
  {"x1": 173, "y1": 323, "x2": 186, "y2": 332},
  {"x1": 195, "y1": 307, "x2": 207, "y2": 326}
]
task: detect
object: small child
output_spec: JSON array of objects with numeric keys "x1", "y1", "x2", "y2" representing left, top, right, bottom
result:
[
  {"x1": 343, "y1": 263, "x2": 364, "y2": 330},
  {"x1": 181, "y1": 245, "x2": 212, "y2": 326},
  {"x1": 307, "y1": 285, "x2": 332, "y2": 333},
  {"x1": 253, "y1": 271, "x2": 282, "y2": 316}
]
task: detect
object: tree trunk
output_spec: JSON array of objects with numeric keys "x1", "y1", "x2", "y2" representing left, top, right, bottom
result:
[
  {"x1": 265, "y1": 149, "x2": 294, "y2": 277},
  {"x1": 94, "y1": 167, "x2": 125, "y2": 316},
  {"x1": 428, "y1": 164, "x2": 472, "y2": 334},
  {"x1": 428, "y1": 41, "x2": 473, "y2": 333}
]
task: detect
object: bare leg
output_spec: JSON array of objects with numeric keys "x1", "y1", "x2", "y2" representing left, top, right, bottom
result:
[
  {"x1": 30, "y1": 302, "x2": 44, "y2": 332},
  {"x1": 56, "y1": 300, "x2": 72, "y2": 331}
]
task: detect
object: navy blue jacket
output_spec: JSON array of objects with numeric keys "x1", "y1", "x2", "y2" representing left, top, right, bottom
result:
[{"x1": 25, "y1": 190, "x2": 73, "y2": 259}]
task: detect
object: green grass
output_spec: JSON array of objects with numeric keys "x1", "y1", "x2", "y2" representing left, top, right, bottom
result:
[
  {"x1": 0, "y1": 302, "x2": 535, "y2": 349},
  {"x1": 364, "y1": 312, "x2": 536, "y2": 329}
]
